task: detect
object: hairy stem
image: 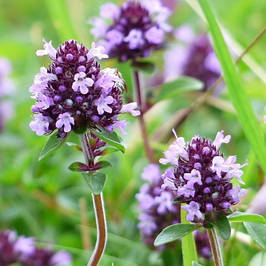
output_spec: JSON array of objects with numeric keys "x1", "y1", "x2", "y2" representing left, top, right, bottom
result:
[
  {"x1": 133, "y1": 70, "x2": 155, "y2": 163},
  {"x1": 208, "y1": 228, "x2": 224, "y2": 266},
  {"x1": 80, "y1": 133, "x2": 107, "y2": 266}
]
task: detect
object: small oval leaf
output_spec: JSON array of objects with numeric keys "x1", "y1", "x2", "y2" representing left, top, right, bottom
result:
[
  {"x1": 228, "y1": 212, "x2": 265, "y2": 224},
  {"x1": 95, "y1": 160, "x2": 112, "y2": 169},
  {"x1": 92, "y1": 127, "x2": 125, "y2": 153},
  {"x1": 132, "y1": 60, "x2": 155, "y2": 74},
  {"x1": 68, "y1": 162, "x2": 89, "y2": 172},
  {"x1": 244, "y1": 222, "x2": 266, "y2": 249},
  {"x1": 154, "y1": 223, "x2": 199, "y2": 246},
  {"x1": 82, "y1": 172, "x2": 107, "y2": 195},
  {"x1": 156, "y1": 77, "x2": 203, "y2": 101},
  {"x1": 39, "y1": 131, "x2": 66, "y2": 161},
  {"x1": 213, "y1": 213, "x2": 231, "y2": 240}
]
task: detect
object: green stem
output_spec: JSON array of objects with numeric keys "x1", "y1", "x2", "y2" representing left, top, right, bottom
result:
[
  {"x1": 208, "y1": 228, "x2": 224, "y2": 266},
  {"x1": 80, "y1": 133, "x2": 107, "y2": 266}
]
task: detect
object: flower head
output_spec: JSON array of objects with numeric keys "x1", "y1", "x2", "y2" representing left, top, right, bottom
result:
[
  {"x1": 161, "y1": 131, "x2": 246, "y2": 223},
  {"x1": 136, "y1": 164, "x2": 179, "y2": 248},
  {"x1": 165, "y1": 30, "x2": 221, "y2": 91},
  {"x1": 89, "y1": 0, "x2": 172, "y2": 62},
  {"x1": 0, "y1": 58, "x2": 15, "y2": 132},
  {"x1": 30, "y1": 40, "x2": 137, "y2": 138}
]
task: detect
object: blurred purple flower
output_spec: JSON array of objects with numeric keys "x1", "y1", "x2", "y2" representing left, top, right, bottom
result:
[
  {"x1": 160, "y1": 130, "x2": 246, "y2": 223},
  {"x1": 0, "y1": 58, "x2": 15, "y2": 131},
  {"x1": 164, "y1": 27, "x2": 221, "y2": 91},
  {"x1": 136, "y1": 164, "x2": 179, "y2": 248},
  {"x1": 89, "y1": 0, "x2": 172, "y2": 62},
  {"x1": 30, "y1": 39, "x2": 138, "y2": 138},
  {"x1": 194, "y1": 230, "x2": 212, "y2": 260}
]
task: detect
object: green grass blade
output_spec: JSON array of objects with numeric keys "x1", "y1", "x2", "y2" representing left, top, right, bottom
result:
[
  {"x1": 181, "y1": 207, "x2": 198, "y2": 266},
  {"x1": 198, "y1": 0, "x2": 266, "y2": 173},
  {"x1": 45, "y1": 0, "x2": 78, "y2": 42}
]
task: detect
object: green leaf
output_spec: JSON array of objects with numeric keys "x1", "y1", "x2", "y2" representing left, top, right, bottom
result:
[
  {"x1": 92, "y1": 128, "x2": 125, "y2": 153},
  {"x1": 192, "y1": 262, "x2": 203, "y2": 266},
  {"x1": 131, "y1": 61, "x2": 155, "y2": 74},
  {"x1": 228, "y1": 212, "x2": 265, "y2": 224},
  {"x1": 198, "y1": 0, "x2": 266, "y2": 174},
  {"x1": 181, "y1": 207, "x2": 198, "y2": 266},
  {"x1": 68, "y1": 162, "x2": 89, "y2": 172},
  {"x1": 154, "y1": 223, "x2": 199, "y2": 246},
  {"x1": 39, "y1": 131, "x2": 66, "y2": 161},
  {"x1": 213, "y1": 213, "x2": 231, "y2": 240},
  {"x1": 244, "y1": 222, "x2": 266, "y2": 249},
  {"x1": 82, "y1": 172, "x2": 107, "y2": 195},
  {"x1": 66, "y1": 142, "x2": 82, "y2": 151},
  {"x1": 45, "y1": 0, "x2": 78, "y2": 41},
  {"x1": 95, "y1": 160, "x2": 112, "y2": 169},
  {"x1": 156, "y1": 77, "x2": 203, "y2": 101}
]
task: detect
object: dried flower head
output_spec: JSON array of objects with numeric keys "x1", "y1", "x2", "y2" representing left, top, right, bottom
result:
[
  {"x1": 29, "y1": 39, "x2": 139, "y2": 138},
  {"x1": 136, "y1": 164, "x2": 179, "y2": 248},
  {"x1": 89, "y1": 0, "x2": 172, "y2": 62},
  {"x1": 160, "y1": 130, "x2": 246, "y2": 223}
]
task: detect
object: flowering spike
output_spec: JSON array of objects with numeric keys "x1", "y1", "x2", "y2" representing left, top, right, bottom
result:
[
  {"x1": 29, "y1": 39, "x2": 136, "y2": 138},
  {"x1": 160, "y1": 131, "x2": 246, "y2": 223},
  {"x1": 89, "y1": 0, "x2": 172, "y2": 62}
]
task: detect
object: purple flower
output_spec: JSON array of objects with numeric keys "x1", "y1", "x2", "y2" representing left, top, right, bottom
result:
[
  {"x1": 160, "y1": 130, "x2": 246, "y2": 223},
  {"x1": 136, "y1": 164, "x2": 179, "y2": 248},
  {"x1": 55, "y1": 112, "x2": 75, "y2": 133},
  {"x1": 0, "y1": 58, "x2": 15, "y2": 131},
  {"x1": 121, "y1": 102, "x2": 140, "y2": 117},
  {"x1": 182, "y1": 201, "x2": 203, "y2": 222},
  {"x1": 72, "y1": 72, "x2": 94, "y2": 94},
  {"x1": 30, "y1": 40, "x2": 136, "y2": 138},
  {"x1": 89, "y1": 0, "x2": 172, "y2": 62},
  {"x1": 164, "y1": 29, "x2": 221, "y2": 91},
  {"x1": 194, "y1": 230, "x2": 212, "y2": 260}
]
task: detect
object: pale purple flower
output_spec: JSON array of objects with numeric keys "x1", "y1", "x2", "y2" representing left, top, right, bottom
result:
[
  {"x1": 204, "y1": 52, "x2": 221, "y2": 74},
  {"x1": 29, "y1": 114, "x2": 50, "y2": 136},
  {"x1": 72, "y1": 72, "x2": 94, "y2": 94},
  {"x1": 106, "y1": 29, "x2": 124, "y2": 45},
  {"x1": 145, "y1": 26, "x2": 164, "y2": 44},
  {"x1": 89, "y1": 18, "x2": 108, "y2": 39},
  {"x1": 36, "y1": 39, "x2": 57, "y2": 59},
  {"x1": 89, "y1": 42, "x2": 108, "y2": 60},
  {"x1": 94, "y1": 95, "x2": 114, "y2": 115},
  {"x1": 34, "y1": 93, "x2": 54, "y2": 110},
  {"x1": 14, "y1": 236, "x2": 35, "y2": 257},
  {"x1": 34, "y1": 67, "x2": 57, "y2": 86},
  {"x1": 115, "y1": 120, "x2": 127, "y2": 134},
  {"x1": 138, "y1": 213, "x2": 158, "y2": 235},
  {"x1": 121, "y1": 102, "x2": 140, "y2": 116},
  {"x1": 100, "y1": 3, "x2": 120, "y2": 19},
  {"x1": 55, "y1": 112, "x2": 75, "y2": 133},
  {"x1": 184, "y1": 169, "x2": 203, "y2": 187},
  {"x1": 174, "y1": 25, "x2": 195, "y2": 43},
  {"x1": 142, "y1": 164, "x2": 161, "y2": 184},
  {"x1": 155, "y1": 191, "x2": 176, "y2": 214},
  {"x1": 95, "y1": 68, "x2": 123, "y2": 94},
  {"x1": 213, "y1": 130, "x2": 231, "y2": 149},
  {"x1": 159, "y1": 136, "x2": 188, "y2": 165},
  {"x1": 227, "y1": 186, "x2": 246, "y2": 204},
  {"x1": 124, "y1": 29, "x2": 144, "y2": 49},
  {"x1": 51, "y1": 251, "x2": 72, "y2": 265},
  {"x1": 182, "y1": 201, "x2": 203, "y2": 222}
]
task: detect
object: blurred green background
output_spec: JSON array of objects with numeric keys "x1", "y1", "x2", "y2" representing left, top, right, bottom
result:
[{"x1": 0, "y1": 0, "x2": 265, "y2": 265}]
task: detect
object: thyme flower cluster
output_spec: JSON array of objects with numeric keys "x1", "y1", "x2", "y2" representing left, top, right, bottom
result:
[
  {"x1": 29, "y1": 39, "x2": 139, "y2": 138},
  {"x1": 0, "y1": 230, "x2": 71, "y2": 266},
  {"x1": 136, "y1": 164, "x2": 179, "y2": 248},
  {"x1": 160, "y1": 131, "x2": 246, "y2": 223},
  {"x1": 90, "y1": 0, "x2": 172, "y2": 61}
]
